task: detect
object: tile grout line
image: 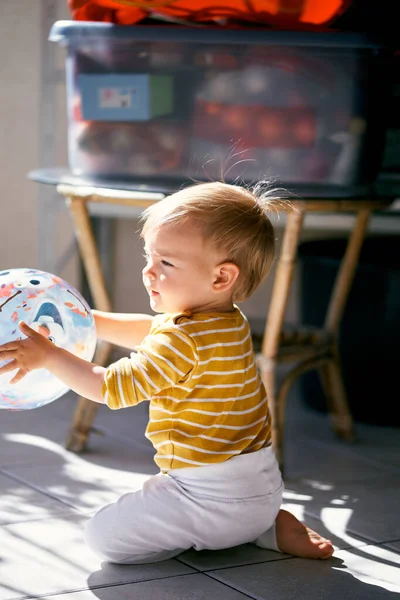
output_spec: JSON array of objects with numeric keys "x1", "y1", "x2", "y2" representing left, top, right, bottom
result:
[
  {"x1": 1, "y1": 513, "x2": 80, "y2": 528},
  {"x1": 203, "y1": 570, "x2": 263, "y2": 599},
  {"x1": 176, "y1": 555, "x2": 293, "y2": 574},
  {"x1": 0, "y1": 468, "x2": 88, "y2": 514}
]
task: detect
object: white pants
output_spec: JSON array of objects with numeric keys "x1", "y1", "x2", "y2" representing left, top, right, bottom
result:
[{"x1": 85, "y1": 445, "x2": 284, "y2": 564}]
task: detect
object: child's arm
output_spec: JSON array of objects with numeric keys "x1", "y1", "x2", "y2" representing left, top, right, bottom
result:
[
  {"x1": 0, "y1": 321, "x2": 106, "y2": 403},
  {"x1": 93, "y1": 310, "x2": 153, "y2": 349}
]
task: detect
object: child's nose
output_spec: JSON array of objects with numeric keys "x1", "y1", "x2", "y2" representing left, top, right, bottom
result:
[{"x1": 142, "y1": 263, "x2": 155, "y2": 280}]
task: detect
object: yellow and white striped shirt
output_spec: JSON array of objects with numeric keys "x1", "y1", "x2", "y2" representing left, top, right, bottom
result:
[{"x1": 102, "y1": 307, "x2": 271, "y2": 471}]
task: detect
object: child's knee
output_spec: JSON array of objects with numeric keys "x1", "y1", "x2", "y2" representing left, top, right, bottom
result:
[{"x1": 84, "y1": 510, "x2": 123, "y2": 563}]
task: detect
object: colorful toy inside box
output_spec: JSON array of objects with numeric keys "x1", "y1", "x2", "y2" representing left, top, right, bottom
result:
[{"x1": 190, "y1": 50, "x2": 365, "y2": 184}]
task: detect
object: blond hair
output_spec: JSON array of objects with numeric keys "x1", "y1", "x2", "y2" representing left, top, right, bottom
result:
[{"x1": 141, "y1": 181, "x2": 281, "y2": 302}]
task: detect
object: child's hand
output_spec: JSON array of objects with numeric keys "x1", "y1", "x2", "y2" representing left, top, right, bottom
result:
[{"x1": 0, "y1": 321, "x2": 56, "y2": 384}]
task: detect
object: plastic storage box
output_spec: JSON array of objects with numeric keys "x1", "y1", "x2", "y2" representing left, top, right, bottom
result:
[{"x1": 50, "y1": 22, "x2": 389, "y2": 195}]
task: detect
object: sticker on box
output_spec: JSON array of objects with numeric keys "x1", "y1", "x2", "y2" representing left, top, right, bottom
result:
[{"x1": 99, "y1": 87, "x2": 135, "y2": 110}]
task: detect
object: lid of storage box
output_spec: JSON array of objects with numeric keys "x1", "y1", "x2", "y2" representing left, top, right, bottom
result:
[{"x1": 49, "y1": 20, "x2": 384, "y2": 49}]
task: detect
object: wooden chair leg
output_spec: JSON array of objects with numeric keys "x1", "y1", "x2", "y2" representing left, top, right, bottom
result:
[
  {"x1": 319, "y1": 208, "x2": 370, "y2": 443},
  {"x1": 261, "y1": 207, "x2": 306, "y2": 359},
  {"x1": 318, "y1": 354, "x2": 355, "y2": 441},
  {"x1": 260, "y1": 207, "x2": 306, "y2": 470},
  {"x1": 275, "y1": 355, "x2": 332, "y2": 472}
]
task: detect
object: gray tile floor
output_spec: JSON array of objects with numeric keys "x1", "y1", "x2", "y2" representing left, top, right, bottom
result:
[{"x1": 1, "y1": 387, "x2": 399, "y2": 600}]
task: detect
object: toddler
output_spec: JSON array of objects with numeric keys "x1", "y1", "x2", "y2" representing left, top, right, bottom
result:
[{"x1": 0, "y1": 182, "x2": 333, "y2": 564}]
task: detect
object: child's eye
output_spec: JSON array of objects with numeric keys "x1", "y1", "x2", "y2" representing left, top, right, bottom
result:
[{"x1": 161, "y1": 260, "x2": 174, "y2": 267}]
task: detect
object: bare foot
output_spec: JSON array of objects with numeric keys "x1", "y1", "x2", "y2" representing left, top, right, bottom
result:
[{"x1": 275, "y1": 509, "x2": 334, "y2": 559}]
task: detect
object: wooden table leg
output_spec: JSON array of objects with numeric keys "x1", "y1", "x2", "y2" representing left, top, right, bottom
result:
[
  {"x1": 65, "y1": 340, "x2": 111, "y2": 452},
  {"x1": 260, "y1": 206, "x2": 305, "y2": 467},
  {"x1": 63, "y1": 194, "x2": 113, "y2": 452},
  {"x1": 66, "y1": 195, "x2": 113, "y2": 313}
]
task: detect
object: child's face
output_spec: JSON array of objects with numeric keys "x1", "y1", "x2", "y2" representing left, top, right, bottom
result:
[{"x1": 142, "y1": 223, "x2": 229, "y2": 314}]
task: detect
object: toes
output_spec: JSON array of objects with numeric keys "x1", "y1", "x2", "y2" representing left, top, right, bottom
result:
[{"x1": 318, "y1": 542, "x2": 335, "y2": 559}]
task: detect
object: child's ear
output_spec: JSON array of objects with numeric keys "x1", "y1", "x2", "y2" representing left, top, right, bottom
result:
[{"x1": 212, "y1": 263, "x2": 240, "y2": 293}]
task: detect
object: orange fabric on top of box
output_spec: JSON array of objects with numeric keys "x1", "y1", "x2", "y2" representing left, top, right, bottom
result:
[{"x1": 68, "y1": 0, "x2": 352, "y2": 29}]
